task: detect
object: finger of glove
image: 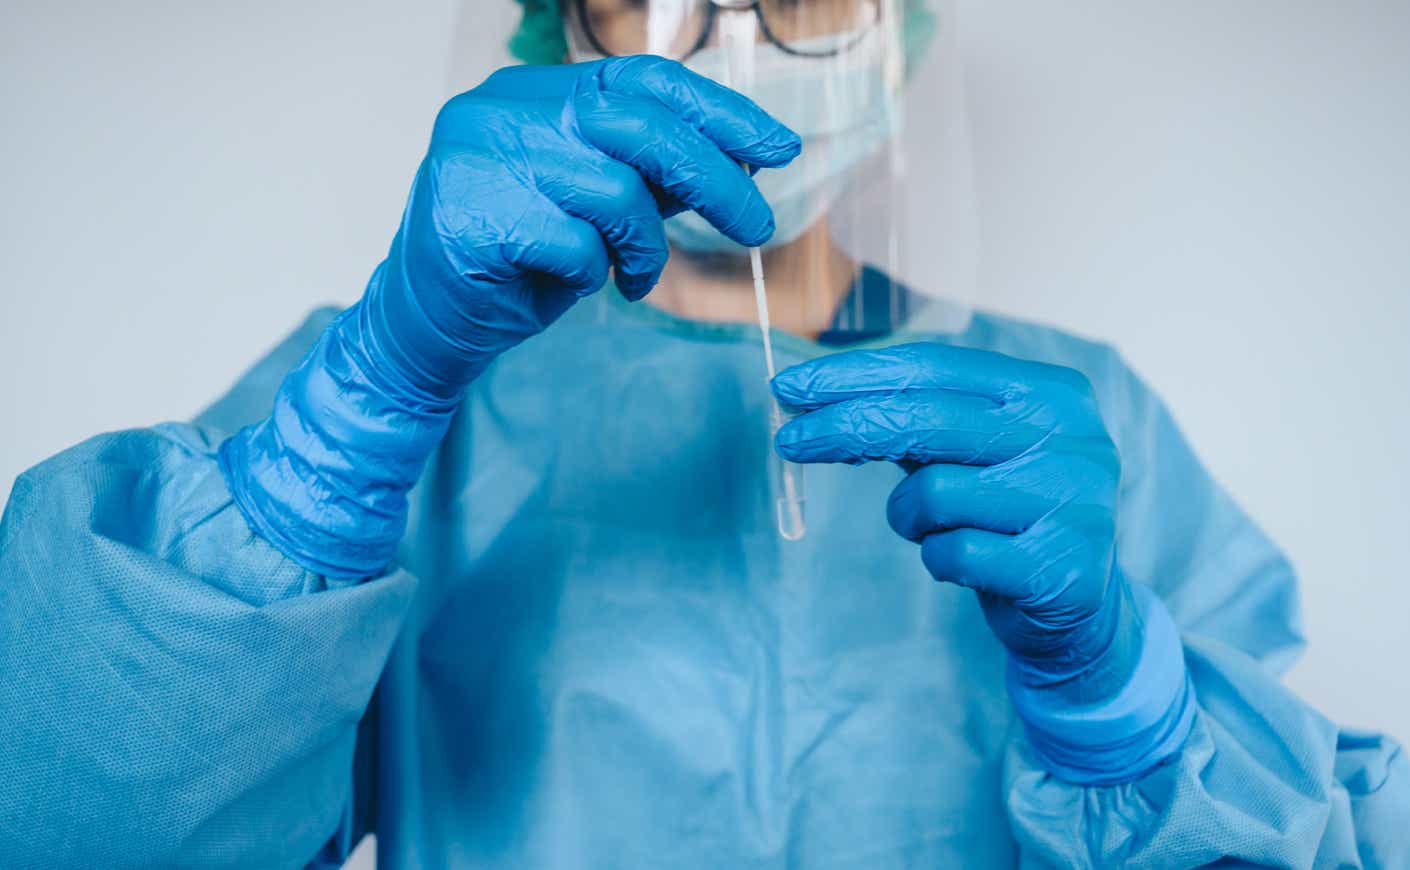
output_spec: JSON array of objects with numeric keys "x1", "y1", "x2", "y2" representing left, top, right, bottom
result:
[
  {"x1": 534, "y1": 152, "x2": 668, "y2": 300},
  {"x1": 649, "y1": 183, "x2": 691, "y2": 219},
  {"x1": 593, "y1": 56, "x2": 801, "y2": 169},
  {"x1": 772, "y1": 342, "x2": 1089, "y2": 409},
  {"x1": 919, "y1": 528, "x2": 1032, "y2": 599},
  {"x1": 774, "y1": 391, "x2": 1049, "y2": 466},
  {"x1": 576, "y1": 91, "x2": 776, "y2": 247},
  {"x1": 645, "y1": 171, "x2": 757, "y2": 218},
  {"x1": 498, "y1": 196, "x2": 611, "y2": 299},
  {"x1": 887, "y1": 463, "x2": 1057, "y2": 541}
]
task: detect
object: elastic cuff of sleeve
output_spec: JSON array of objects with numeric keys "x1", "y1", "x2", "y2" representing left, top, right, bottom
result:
[
  {"x1": 1007, "y1": 584, "x2": 1197, "y2": 786},
  {"x1": 218, "y1": 308, "x2": 458, "y2": 580}
]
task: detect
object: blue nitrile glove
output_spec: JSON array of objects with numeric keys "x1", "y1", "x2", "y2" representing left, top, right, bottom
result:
[
  {"x1": 772, "y1": 342, "x2": 1196, "y2": 785},
  {"x1": 218, "y1": 58, "x2": 801, "y2": 579}
]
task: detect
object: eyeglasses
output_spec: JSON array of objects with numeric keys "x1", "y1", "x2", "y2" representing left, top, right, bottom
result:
[{"x1": 569, "y1": 0, "x2": 881, "y2": 61}]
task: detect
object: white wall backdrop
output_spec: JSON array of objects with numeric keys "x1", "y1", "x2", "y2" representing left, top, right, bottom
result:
[
  {"x1": 951, "y1": 0, "x2": 1410, "y2": 745},
  {"x1": 3, "y1": 2, "x2": 1407, "y2": 866},
  {"x1": 0, "y1": 0, "x2": 483, "y2": 498}
]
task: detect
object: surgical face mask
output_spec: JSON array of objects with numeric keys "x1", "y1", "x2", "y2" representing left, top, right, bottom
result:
[{"x1": 666, "y1": 25, "x2": 903, "y2": 253}]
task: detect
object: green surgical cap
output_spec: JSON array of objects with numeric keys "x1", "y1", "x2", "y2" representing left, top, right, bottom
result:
[
  {"x1": 508, "y1": 1, "x2": 937, "y2": 70},
  {"x1": 509, "y1": 0, "x2": 568, "y2": 65}
]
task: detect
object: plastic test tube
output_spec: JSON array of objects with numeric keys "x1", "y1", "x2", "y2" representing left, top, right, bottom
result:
[{"x1": 718, "y1": 6, "x2": 806, "y2": 542}]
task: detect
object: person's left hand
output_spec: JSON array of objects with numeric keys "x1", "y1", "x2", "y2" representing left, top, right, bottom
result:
[{"x1": 772, "y1": 342, "x2": 1130, "y2": 689}]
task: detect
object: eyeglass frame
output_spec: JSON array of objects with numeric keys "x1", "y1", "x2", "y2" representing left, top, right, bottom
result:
[{"x1": 567, "y1": 0, "x2": 879, "y2": 61}]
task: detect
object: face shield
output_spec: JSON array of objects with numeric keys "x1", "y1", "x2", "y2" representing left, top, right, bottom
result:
[
  {"x1": 552, "y1": 0, "x2": 974, "y2": 542},
  {"x1": 560, "y1": 0, "x2": 976, "y2": 339}
]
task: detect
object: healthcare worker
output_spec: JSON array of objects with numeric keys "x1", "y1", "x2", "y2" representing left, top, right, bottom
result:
[{"x1": 1, "y1": 1, "x2": 1407, "y2": 867}]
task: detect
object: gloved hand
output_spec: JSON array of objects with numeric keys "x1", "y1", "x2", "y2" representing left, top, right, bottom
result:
[
  {"x1": 772, "y1": 342, "x2": 1195, "y2": 785},
  {"x1": 371, "y1": 56, "x2": 801, "y2": 399},
  {"x1": 218, "y1": 58, "x2": 800, "y2": 579}
]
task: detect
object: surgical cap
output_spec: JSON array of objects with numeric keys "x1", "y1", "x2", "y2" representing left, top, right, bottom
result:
[{"x1": 508, "y1": 0, "x2": 568, "y2": 65}]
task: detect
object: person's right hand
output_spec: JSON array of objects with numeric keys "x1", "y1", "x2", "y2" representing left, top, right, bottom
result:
[
  {"x1": 366, "y1": 56, "x2": 801, "y2": 400},
  {"x1": 219, "y1": 57, "x2": 797, "y2": 578}
]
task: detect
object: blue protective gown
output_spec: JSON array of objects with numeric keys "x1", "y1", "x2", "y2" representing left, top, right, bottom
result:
[{"x1": 2, "y1": 278, "x2": 1407, "y2": 869}]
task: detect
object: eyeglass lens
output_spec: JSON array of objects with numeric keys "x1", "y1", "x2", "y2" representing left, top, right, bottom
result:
[{"x1": 574, "y1": 0, "x2": 877, "y2": 60}]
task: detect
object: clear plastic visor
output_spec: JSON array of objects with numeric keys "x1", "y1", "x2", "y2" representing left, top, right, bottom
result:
[{"x1": 567, "y1": 0, "x2": 916, "y2": 341}]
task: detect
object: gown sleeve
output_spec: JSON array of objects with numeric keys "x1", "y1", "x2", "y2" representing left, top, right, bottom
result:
[
  {"x1": 0, "y1": 310, "x2": 415, "y2": 870},
  {"x1": 1000, "y1": 349, "x2": 1410, "y2": 868}
]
